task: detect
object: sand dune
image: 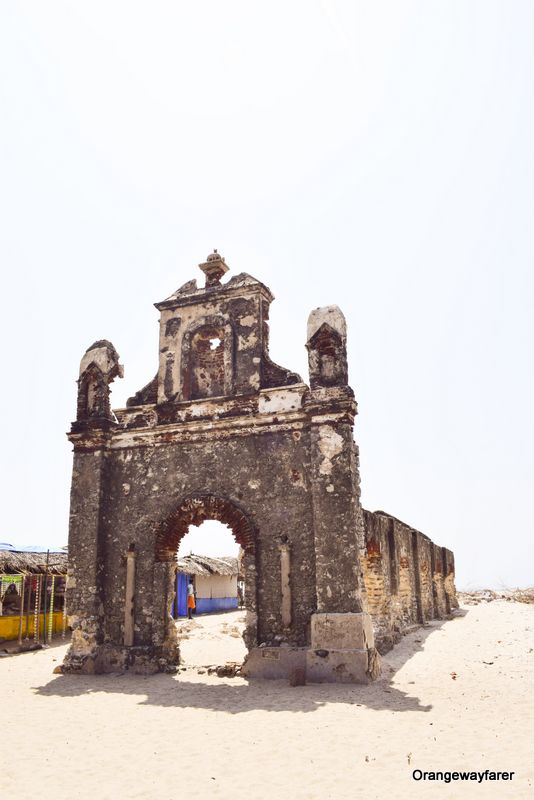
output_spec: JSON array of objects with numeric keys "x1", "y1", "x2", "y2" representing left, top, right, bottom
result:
[{"x1": 1, "y1": 601, "x2": 533, "y2": 799}]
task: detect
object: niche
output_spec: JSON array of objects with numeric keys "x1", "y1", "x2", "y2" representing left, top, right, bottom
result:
[
  {"x1": 77, "y1": 364, "x2": 109, "y2": 420},
  {"x1": 306, "y1": 323, "x2": 348, "y2": 388},
  {"x1": 190, "y1": 325, "x2": 226, "y2": 399}
]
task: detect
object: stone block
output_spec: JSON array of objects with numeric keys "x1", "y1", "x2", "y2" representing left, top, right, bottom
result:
[
  {"x1": 310, "y1": 612, "x2": 374, "y2": 650},
  {"x1": 306, "y1": 648, "x2": 373, "y2": 684},
  {"x1": 241, "y1": 647, "x2": 307, "y2": 680}
]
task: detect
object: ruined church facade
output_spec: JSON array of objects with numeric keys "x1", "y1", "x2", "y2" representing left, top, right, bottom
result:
[{"x1": 63, "y1": 252, "x2": 457, "y2": 681}]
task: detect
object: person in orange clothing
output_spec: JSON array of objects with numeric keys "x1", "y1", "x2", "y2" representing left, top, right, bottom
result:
[{"x1": 186, "y1": 579, "x2": 196, "y2": 619}]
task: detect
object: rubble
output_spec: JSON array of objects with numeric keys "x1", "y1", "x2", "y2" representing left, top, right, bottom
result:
[{"x1": 458, "y1": 588, "x2": 534, "y2": 605}]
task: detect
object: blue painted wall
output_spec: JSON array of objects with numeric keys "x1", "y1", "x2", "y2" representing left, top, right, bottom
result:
[
  {"x1": 196, "y1": 596, "x2": 238, "y2": 614},
  {"x1": 175, "y1": 573, "x2": 189, "y2": 618}
]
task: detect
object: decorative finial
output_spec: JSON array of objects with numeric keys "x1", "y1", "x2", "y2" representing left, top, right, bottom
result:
[{"x1": 199, "y1": 249, "x2": 229, "y2": 287}]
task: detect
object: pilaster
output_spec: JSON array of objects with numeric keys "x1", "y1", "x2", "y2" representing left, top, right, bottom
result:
[{"x1": 62, "y1": 436, "x2": 110, "y2": 673}]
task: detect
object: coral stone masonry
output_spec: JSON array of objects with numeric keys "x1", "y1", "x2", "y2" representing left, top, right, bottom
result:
[{"x1": 63, "y1": 252, "x2": 457, "y2": 680}]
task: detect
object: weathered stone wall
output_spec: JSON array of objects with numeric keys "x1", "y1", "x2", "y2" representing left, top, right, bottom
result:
[
  {"x1": 362, "y1": 510, "x2": 458, "y2": 653},
  {"x1": 96, "y1": 421, "x2": 318, "y2": 650},
  {"x1": 64, "y1": 374, "x2": 377, "y2": 678}
]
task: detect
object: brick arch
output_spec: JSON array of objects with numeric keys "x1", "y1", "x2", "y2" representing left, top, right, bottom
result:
[{"x1": 155, "y1": 493, "x2": 256, "y2": 562}]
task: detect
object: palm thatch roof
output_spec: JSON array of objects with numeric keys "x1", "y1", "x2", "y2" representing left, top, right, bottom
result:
[
  {"x1": 1, "y1": 549, "x2": 238, "y2": 578},
  {"x1": 0, "y1": 549, "x2": 67, "y2": 576},
  {"x1": 176, "y1": 554, "x2": 238, "y2": 577}
]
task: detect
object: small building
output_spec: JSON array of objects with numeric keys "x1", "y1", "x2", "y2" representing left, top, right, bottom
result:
[
  {"x1": 173, "y1": 555, "x2": 239, "y2": 617},
  {"x1": 0, "y1": 546, "x2": 68, "y2": 641}
]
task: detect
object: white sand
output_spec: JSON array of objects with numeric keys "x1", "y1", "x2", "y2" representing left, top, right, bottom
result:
[
  {"x1": 176, "y1": 610, "x2": 247, "y2": 667},
  {"x1": 1, "y1": 601, "x2": 533, "y2": 800}
]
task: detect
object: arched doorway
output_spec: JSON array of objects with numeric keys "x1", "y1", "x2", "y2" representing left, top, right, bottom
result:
[
  {"x1": 175, "y1": 521, "x2": 245, "y2": 668},
  {"x1": 178, "y1": 519, "x2": 239, "y2": 561},
  {"x1": 154, "y1": 493, "x2": 258, "y2": 664}
]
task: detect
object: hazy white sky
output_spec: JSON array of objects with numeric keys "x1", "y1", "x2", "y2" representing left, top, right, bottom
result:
[
  {"x1": 1, "y1": 2, "x2": 532, "y2": 588},
  {"x1": 178, "y1": 522, "x2": 239, "y2": 560}
]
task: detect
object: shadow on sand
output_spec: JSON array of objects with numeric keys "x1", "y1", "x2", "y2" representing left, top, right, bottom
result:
[
  {"x1": 32, "y1": 611, "x2": 467, "y2": 715},
  {"x1": 1, "y1": 634, "x2": 71, "y2": 655}
]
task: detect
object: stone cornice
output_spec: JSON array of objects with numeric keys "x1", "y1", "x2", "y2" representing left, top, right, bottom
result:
[
  {"x1": 66, "y1": 427, "x2": 116, "y2": 451},
  {"x1": 155, "y1": 278, "x2": 274, "y2": 312},
  {"x1": 68, "y1": 407, "x2": 355, "y2": 451},
  {"x1": 67, "y1": 382, "x2": 357, "y2": 451}
]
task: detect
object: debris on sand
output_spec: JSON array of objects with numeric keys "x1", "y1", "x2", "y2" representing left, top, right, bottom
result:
[
  {"x1": 459, "y1": 588, "x2": 534, "y2": 605},
  {"x1": 207, "y1": 662, "x2": 241, "y2": 678}
]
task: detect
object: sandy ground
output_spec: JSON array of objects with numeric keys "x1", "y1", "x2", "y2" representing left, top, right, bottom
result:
[
  {"x1": 1, "y1": 601, "x2": 533, "y2": 800},
  {"x1": 176, "y1": 609, "x2": 247, "y2": 668}
]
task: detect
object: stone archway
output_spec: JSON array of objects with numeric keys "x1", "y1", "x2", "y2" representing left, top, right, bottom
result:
[
  {"x1": 155, "y1": 493, "x2": 258, "y2": 653},
  {"x1": 62, "y1": 254, "x2": 389, "y2": 682},
  {"x1": 155, "y1": 493, "x2": 255, "y2": 560}
]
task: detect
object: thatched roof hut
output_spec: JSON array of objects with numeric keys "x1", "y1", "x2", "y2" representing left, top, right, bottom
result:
[
  {"x1": 1, "y1": 548, "x2": 238, "y2": 579},
  {"x1": 176, "y1": 554, "x2": 238, "y2": 577},
  {"x1": 0, "y1": 549, "x2": 67, "y2": 576}
]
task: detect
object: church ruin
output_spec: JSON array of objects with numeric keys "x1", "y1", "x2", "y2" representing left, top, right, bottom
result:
[{"x1": 63, "y1": 251, "x2": 457, "y2": 681}]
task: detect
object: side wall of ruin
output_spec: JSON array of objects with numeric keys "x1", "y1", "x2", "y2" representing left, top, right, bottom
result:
[{"x1": 362, "y1": 510, "x2": 457, "y2": 653}]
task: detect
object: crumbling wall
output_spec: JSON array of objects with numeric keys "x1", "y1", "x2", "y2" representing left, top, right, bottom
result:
[
  {"x1": 362, "y1": 511, "x2": 458, "y2": 653},
  {"x1": 443, "y1": 548, "x2": 458, "y2": 611},
  {"x1": 64, "y1": 376, "x2": 373, "y2": 676},
  {"x1": 418, "y1": 533, "x2": 434, "y2": 622},
  {"x1": 360, "y1": 512, "x2": 391, "y2": 644},
  {"x1": 96, "y1": 423, "x2": 318, "y2": 652}
]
